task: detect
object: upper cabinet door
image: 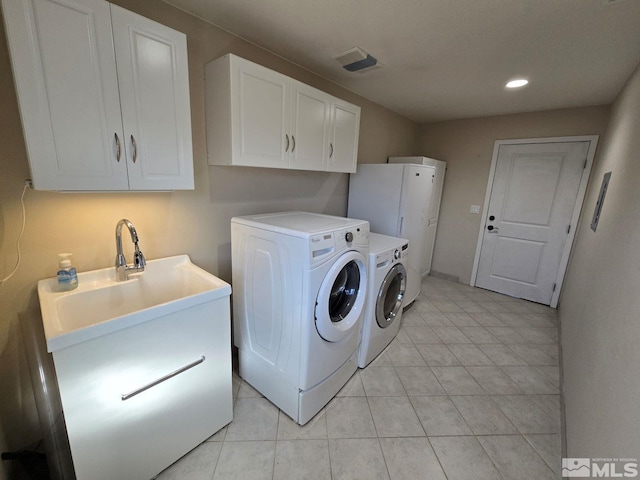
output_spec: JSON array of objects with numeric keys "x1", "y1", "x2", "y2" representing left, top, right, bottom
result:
[
  {"x1": 289, "y1": 82, "x2": 330, "y2": 171},
  {"x1": 110, "y1": 5, "x2": 193, "y2": 190},
  {"x1": 206, "y1": 54, "x2": 360, "y2": 173},
  {"x1": 328, "y1": 98, "x2": 360, "y2": 174},
  {"x1": 232, "y1": 58, "x2": 290, "y2": 169},
  {"x1": 2, "y1": 0, "x2": 128, "y2": 190}
]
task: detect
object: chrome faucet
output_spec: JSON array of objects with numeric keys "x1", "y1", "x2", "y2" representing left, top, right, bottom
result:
[{"x1": 115, "y1": 219, "x2": 146, "y2": 281}]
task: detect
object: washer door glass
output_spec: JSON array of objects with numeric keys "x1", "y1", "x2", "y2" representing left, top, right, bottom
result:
[
  {"x1": 329, "y1": 260, "x2": 360, "y2": 322},
  {"x1": 316, "y1": 251, "x2": 367, "y2": 342},
  {"x1": 376, "y1": 263, "x2": 407, "y2": 329}
]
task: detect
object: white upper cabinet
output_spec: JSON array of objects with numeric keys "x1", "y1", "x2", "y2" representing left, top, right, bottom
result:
[
  {"x1": 111, "y1": 5, "x2": 193, "y2": 190},
  {"x1": 328, "y1": 98, "x2": 360, "y2": 173},
  {"x1": 230, "y1": 57, "x2": 290, "y2": 169},
  {"x1": 289, "y1": 82, "x2": 331, "y2": 172},
  {"x1": 2, "y1": 0, "x2": 194, "y2": 191},
  {"x1": 206, "y1": 54, "x2": 360, "y2": 173}
]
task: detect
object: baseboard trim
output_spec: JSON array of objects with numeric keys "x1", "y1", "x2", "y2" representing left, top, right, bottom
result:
[{"x1": 428, "y1": 270, "x2": 460, "y2": 283}]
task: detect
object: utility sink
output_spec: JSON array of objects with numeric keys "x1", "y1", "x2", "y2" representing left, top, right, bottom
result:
[
  {"x1": 38, "y1": 255, "x2": 231, "y2": 352},
  {"x1": 38, "y1": 253, "x2": 233, "y2": 479}
]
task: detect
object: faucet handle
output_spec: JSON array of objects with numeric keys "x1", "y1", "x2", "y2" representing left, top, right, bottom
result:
[{"x1": 133, "y1": 247, "x2": 146, "y2": 269}]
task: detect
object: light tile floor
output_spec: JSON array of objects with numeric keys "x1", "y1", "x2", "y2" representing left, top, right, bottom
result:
[{"x1": 157, "y1": 276, "x2": 562, "y2": 480}]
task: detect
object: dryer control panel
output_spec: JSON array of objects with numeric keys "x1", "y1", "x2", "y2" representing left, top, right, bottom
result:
[
  {"x1": 376, "y1": 242, "x2": 408, "y2": 270},
  {"x1": 399, "y1": 242, "x2": 409, "y2": 261}
]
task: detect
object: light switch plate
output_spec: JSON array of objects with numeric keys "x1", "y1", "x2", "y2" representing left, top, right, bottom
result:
[{"x1": 470, "y1": 205, "x2": 481, "y2": 214}]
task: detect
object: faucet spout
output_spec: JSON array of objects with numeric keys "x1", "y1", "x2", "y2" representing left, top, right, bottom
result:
[{"x1": 115, "y1": 219, "x2": 146, "y2": 281}]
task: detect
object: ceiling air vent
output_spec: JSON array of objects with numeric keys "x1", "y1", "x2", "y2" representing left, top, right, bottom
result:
[{"x1": 335, "y1": 47, "x2": 384, "y2": 73}]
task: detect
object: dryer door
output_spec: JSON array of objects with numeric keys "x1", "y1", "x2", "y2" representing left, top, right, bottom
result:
[
  {"x1": 315, "y1": 250, "x2": 367, "y2": 342},
  {"x1": 376, "y1": 264, "x2": 407, "y2": 328}
]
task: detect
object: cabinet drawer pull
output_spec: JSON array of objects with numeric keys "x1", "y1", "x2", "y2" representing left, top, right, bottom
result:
[
  {"x1": 285, "y1": 134, "x2": 290, "y2": 152},
  {"x1": 329, "y1": 142, "x2": 333, "y2": 158},
  {"x1": 131, "y1": 135, "x2": 137, "y2": 163},
  {"x1": 121, "y1": 355, "x2": 205, "y2": 401},
  {"x1": 291, "y1": 135, "x2": 296, "y2": 153},
  {"x1": 115, "y1": 133, "x2": 121, "y2": 162}
]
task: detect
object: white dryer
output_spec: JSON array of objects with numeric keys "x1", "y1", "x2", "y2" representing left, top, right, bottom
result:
[
  {"x1": 358, "y1": 233, "x2": 408, "y2": 368},
  {"x1": 231, "y1": 212, "x2": 369, "y2": 425}
]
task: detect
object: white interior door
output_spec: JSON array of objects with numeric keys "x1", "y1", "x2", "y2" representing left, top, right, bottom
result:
[{"x1": 475, "y1": 140, "x2": 591, "y2": 305}]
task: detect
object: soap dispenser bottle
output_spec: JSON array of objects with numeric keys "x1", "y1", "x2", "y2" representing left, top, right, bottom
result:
[{"x1": 57, "y1": 253, "x2": 78, "y2": 291}]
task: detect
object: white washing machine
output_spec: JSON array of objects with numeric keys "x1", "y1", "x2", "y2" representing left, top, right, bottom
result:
[
  {"x1": 231, "y1": 211, "x2": 369, "y2": 425},
  {"x1": 358, "y1": 233, "x2": 408, "y2": 368}
]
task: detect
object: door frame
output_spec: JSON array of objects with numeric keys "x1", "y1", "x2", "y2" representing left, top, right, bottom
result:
[{"x1": 470, "y1": 135, "x2": 599, "y2": 308}]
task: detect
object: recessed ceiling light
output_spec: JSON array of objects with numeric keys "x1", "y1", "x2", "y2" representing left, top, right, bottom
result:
[{"x1": 506, "y1": 79, "x2": 529, "y2": 89}]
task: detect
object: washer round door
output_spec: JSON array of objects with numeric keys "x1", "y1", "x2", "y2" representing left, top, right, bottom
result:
[
  {"x1": 315, "y1": 250, "x2": 367, "y2": 342},
  {"x1": 376, "y1": 263, "x2": 407, "y2": 329}
]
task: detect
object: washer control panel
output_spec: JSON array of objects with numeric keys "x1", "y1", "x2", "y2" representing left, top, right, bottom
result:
[
  {"x1": 336, "y1": 223, "x2": 369, "y2": 249},
  {"x1": 309, "y1": 222, "x2": 369, "y2": 260}
]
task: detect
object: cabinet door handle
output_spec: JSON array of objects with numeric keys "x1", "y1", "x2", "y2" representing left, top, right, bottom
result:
[
  {"x1": 131, "y1": 135, "x2": 137, "y2": 163},
  {"x1": 121, "y1": 355, "x2": 205, "y2": 401},
  {"x1": 115, "y1": 133, "x2": 121, "y2": 162},
  {"x1": 285, "y1": 134, "x2": 290, "y2": 152},
  {"x1": 291, "y1": 135, "x2": 296, "y2": 153},
  {"x1": 329, "y1": 142, "x2": 333, "y2": 158}
]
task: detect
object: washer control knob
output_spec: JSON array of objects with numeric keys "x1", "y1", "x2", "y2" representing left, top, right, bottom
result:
[
  {"x1": 345, "y1": 231, "x2": 354, "y2": 242},
  {"x1": 394, "y1": 249, "x2": 400, "y2": 260}
]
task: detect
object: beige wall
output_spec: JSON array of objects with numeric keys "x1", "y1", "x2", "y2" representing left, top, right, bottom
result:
[
  {"x1": 0, "y1": 1, "x2": 418, "y2": 476},
  {"x1": 417, "y1": 106, "x2": 610, "y2": 284},
  {"x1": 559, "y1": 62, "x2": 640, "y2": 457}
]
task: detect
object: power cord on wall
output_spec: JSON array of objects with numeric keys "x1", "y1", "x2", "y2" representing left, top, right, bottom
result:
[{"x1": 0, "y1": 180, "x2": 30, "y2": 286}]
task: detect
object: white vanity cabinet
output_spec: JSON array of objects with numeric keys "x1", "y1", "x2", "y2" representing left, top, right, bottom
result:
[
  {"x1": 51, "y1": 296, "x2": 232, "y2": 480},
  {"x1": 1, "y1": 0, "x2": 194, "y2": 191},
  {"x1": 205, "y1": 54, "x2": 360, "y2": 173}
]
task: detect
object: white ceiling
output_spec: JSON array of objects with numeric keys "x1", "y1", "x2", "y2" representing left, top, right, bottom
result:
[{"x1": 164, "y1": 0, "x2": 640, "y2": 123}]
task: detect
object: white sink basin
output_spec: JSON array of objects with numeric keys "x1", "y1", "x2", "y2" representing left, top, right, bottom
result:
[{"x1": 38, "y1": 255, "x2": 231, "y2": 352}]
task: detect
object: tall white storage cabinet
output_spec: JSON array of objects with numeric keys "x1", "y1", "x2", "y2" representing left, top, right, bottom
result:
[
  {"x1": 205, "y1": 54, "x2": 360, "y2": 173},
  {"x1": 1, "y1": 0, "x2": 194, "y2": 191},
  {"x1": 348, "y1": 163, "x2": 435, "y2": 304},
  {"x1": 388, "y1": 156, "x2": 447, "y2": 276}
]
